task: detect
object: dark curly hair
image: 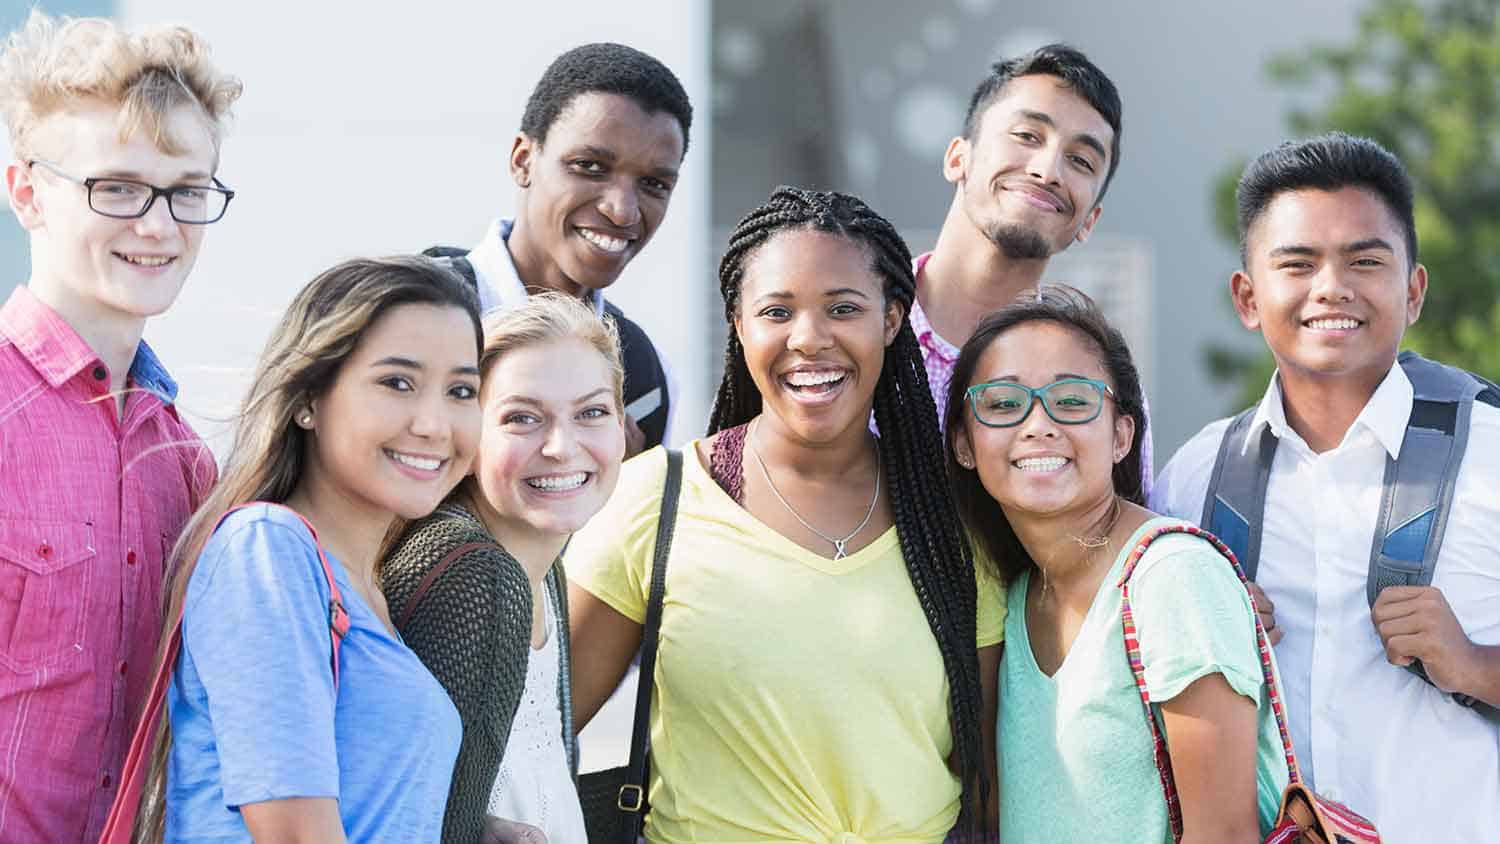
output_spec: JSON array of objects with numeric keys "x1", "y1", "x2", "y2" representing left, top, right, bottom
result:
[
  {"x1": 711, "y1": 185, "x2": 989, "y2": 840},
  {"x1": 943, "y1": 284, "x2": 1146, "y2": 586},
  {"x1": 520, "y1": 42, "x2": 693, "y2": 156}
]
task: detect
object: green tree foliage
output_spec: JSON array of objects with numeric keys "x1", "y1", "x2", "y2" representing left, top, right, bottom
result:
[{"x1": 1210, "y1": 0, "x2": 1500, "y2": 407}]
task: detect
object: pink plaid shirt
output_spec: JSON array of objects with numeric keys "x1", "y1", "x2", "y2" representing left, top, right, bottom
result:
[
  {"x1": 0, "y1": 287, "x2": 215, "y2": 843},
  {"x1": 910, "y1": 252, "x2": 1153, "y2": 492}
]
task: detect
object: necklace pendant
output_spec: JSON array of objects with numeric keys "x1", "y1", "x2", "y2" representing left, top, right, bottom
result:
[{"x1": 833, "y1": 539, "x2": 848, "y2": 559}]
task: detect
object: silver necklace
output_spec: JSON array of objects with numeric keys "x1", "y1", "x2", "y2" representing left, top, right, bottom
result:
[{"x1": 747, "y1": 419, "x2": 881, "y2": 559}]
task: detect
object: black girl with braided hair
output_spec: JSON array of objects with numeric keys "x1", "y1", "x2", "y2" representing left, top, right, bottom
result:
[{"x1": 568, "y1": 186, "x2": 1001, "y2": 843}]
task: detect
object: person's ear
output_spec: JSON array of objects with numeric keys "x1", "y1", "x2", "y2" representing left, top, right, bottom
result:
[
  {"x1": 1405, "y1": 262, "x2": 1428, "y2": 327},
  {"x1": 509, "y1": 133, "x2": 536, "y2": 189},
  {"x1": 952, "y1": 426, "x2": 977, "y2": 470},
  {"x1": 1073, "y1": 204, "x2": 1103, "y2": 245},
  {"x1": 883, "y1": 300, "x2": 903, "y2": 346},
  {"x1": 942, "y1": 135, "x2": 970, "y2": 186},
  {"x1": 7, "y1": 162, "x2": 45, "y2": 231},
  {"x1": 1112, "y1": 407, "x2": 1135, "y2": 465},
  {"x1": 1230, "y1": 269, "x2": 1262, "y2": 332}
]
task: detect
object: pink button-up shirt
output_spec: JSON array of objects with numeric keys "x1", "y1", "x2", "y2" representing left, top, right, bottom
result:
[
  {"x1": 0, "y1": 287, "x2": 215, "y2": 843},
  {"x1": 910, "y1": 252, "x2": 1154, "y2": 493}
]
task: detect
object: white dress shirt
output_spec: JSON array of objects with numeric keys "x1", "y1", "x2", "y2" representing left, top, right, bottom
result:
[
  {"x1": 467, "y1": 218, "x2": 677, "y2": 443},
  {"x1": 1152, "y1": 362, "x2": 1500, "y2": 843}
]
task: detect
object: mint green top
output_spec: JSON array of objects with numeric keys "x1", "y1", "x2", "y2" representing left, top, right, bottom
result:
[{"x1": 997, "y1": 517, "x2": 1289, "y2": 842}]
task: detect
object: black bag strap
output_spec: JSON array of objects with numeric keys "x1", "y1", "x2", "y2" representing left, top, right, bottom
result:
[{"x1": 616, "y1": 448, "x2": 683, "y2": 835}]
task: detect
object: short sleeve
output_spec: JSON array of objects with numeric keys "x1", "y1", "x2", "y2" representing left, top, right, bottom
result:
[
  {"x1": 181, "y1": 507, "x2": 341, "y2": 807},
  {"x1": 565, "y1": 446, "x2": 672, "y2": 624},
  {"x1": 974, "y1": 546, "x2": 1007, "y2": 647},
  {"x1": 1129, "y1": 534, "x2": 1264, "y2": 704}
]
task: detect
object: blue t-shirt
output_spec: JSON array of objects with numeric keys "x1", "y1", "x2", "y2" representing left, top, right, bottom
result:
[{"x1": 165, "y1": 504, "x2": 460, "y2": 842}]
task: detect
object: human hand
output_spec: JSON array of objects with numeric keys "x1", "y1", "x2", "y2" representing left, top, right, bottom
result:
[
  {"x1": 1372, "y1": 586, "x2": 1479, "y2": 694},
  {"x1": 624, "y1": 413, "x2": 647, "y2": 458},
  {"x1": 1246, "y1": 581, "x2": 1282, "y2": 646},
  {"x1": 482, "y1": 816, "x2": 547, "y2": 844}
]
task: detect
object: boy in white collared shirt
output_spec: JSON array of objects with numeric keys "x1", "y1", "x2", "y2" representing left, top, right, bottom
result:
[{"x1": 1153, "y1": 132, "x2": 1500, "y2": 841}]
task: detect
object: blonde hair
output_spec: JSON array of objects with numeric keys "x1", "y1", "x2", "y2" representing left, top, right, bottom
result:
[
  {"x1": 131, "y1": 256, "x2": 481, "y2": 841},
  {"x1": 0, "y1": 10, "x2": 242, "y2": 160},
  {"x1": 479, "y1": 292, "x2": 625, "y2": 409}
]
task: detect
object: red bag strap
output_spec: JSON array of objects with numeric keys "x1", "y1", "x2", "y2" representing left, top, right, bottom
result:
[
  {"x1": 99, "y1": 502, "x2": 350, "y2": 843},
  {"x1": 1116, "y1": 523, "x2": 1302, "y2": 843}
]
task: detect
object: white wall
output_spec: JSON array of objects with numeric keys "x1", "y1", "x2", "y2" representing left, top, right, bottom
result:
[{"x1": 118, "y1": 0, "x2": 713, "y2": 453}]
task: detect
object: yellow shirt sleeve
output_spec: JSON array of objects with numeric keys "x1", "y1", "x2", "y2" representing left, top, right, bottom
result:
[
  {"x1": 564, "y1": 445, "x2": 671, "y2": 624},
  {"x1": 974, "y1": 538, "x2": 1008, "y2": 648}
]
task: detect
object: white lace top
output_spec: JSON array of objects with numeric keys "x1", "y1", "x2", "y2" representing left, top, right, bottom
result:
[{"x1": 486, "y1": 595, "x2": 587, "y2": 841}]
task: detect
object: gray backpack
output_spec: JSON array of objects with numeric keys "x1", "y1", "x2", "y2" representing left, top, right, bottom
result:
[{"x1": 1203, "y1": 350, "x2": 1499, "y2": 718}]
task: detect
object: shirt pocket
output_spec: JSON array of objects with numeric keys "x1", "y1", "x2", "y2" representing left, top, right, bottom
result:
[{"x1": 0, "y1": 518, "x2": 96, "y2": 672}]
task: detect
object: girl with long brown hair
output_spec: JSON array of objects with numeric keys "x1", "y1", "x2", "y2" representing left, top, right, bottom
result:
[{"x1": 132, "y1": 256, "x2": 483, "y2": 843}]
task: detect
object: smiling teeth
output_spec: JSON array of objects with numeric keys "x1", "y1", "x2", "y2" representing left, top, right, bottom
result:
[
  {"x1": 388, "y1": 451, "x2": 441, "y2": 471},
  {"x1": 1015, "y1": 457, "x2": 1068, "y2": 472},
  {"x1": 1307, "y1": 318, "x2": 1360, "y2": 330},
  {"x1": 528, "y1": 472, "x2": 587, "y2": 491},
  {"x1": 579, "y1": 229, "x2": 629, "y2": 253},
  {"x1": 786, "y1": 371, "x2": 845, "y2": 387},
  {"x1": 121, "y1": 255, "x2": 172, "y2": 267}
]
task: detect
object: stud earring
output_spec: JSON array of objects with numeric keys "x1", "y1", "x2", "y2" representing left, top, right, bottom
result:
[{"x1": 297, "y1": 409, "x2": 313, "y2": 428}]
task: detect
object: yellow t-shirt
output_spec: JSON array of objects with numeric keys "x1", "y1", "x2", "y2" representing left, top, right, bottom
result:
[{"x1": 567, "y1": 444, "x2": 1006, "y2": 844}]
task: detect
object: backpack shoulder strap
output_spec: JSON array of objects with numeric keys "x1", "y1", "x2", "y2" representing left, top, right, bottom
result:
[
  {"x1": 1375, "y1": 353, "x2": 1500, "y2": 717},
  {"x1": 1201, "y1": 408, "x2": 1276, "y2": 581},
  {"x1": 421, "y1": 246, "x2": 480, "y2": 294},
  {"x1": 1369, "y1": 352, "x2": 1485, "y2": 603}
]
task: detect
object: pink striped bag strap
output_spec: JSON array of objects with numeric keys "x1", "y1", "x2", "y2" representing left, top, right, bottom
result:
[
  {"x1": 1116, "y1": 522, "x2": 1301, "y2": 843},
  {"x1": 99, "y1": 502, "x2": 350, "y2": 843}
]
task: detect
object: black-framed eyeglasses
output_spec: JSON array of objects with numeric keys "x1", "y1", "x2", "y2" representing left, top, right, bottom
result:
[
  {"x1": 966, "y1": 377, "x2": 1117, "y2": 428},
  {"x1": 27, "y1": 159, "x2": 234, "y2": 224}
]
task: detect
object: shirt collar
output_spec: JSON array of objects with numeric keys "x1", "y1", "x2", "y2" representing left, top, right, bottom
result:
[
  {"x1": 1246, "y1": 359, "x2": 1411, "y2": 459},
  {"x1": 0, "y1": 286, "x2": 179, "y2": 403},
  {"x1": 466, "y1": 217, "x2": 606, "y2": 317},
  {"x1": 1, "y1": 285, "x2": 104, "y2": 388},
  {"x1": 128, "y1": 339, "x2": 179, "y2": 404},
  {"x1": 909, "y1": 252, "x2": 958, "y2": 363}
]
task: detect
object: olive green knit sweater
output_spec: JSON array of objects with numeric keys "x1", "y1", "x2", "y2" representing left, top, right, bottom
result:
[{"x1": 382, "y1": 502, "x2": 577, "y2": 844}]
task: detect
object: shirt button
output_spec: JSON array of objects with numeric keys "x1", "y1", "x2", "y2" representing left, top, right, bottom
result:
[
  {"x1": 37, "y1": 543, "x2": 51, "y2": 559},
  {"x1": 126, "y1": 550, "x2": 137, "y2": 565},
  {"x1": 117, "y1": 661, "x2": 128, "y2": 676},
  {"x1": 100, "y1": 773, "x2": 112, "y2": 788},
  {"x1": 92, "y1": 365, "x2": 107, "y2": 381}
]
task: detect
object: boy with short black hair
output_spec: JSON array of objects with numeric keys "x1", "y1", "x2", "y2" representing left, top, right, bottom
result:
[
  {"x1": 431, "y1": 42, "x2": 691, "y2": 454},
  {"x1": 1153, "y1": 132, "x2": 1500, "y2": 840},
  {"x1": 0, "y1": 11, "x2": 236, "y2": 841}
]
